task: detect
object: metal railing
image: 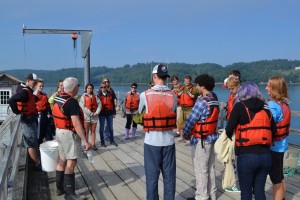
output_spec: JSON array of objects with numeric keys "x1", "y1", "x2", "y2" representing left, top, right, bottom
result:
[{"x1": 0, "y1": 113, "x2": 22, "y2": 200}]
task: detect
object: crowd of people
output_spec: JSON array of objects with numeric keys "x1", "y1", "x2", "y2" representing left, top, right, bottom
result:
[{"x1": 7, "y1": 64, "x2": 291, "y2": 200}]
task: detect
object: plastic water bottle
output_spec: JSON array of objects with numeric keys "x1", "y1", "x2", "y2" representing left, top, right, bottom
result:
[{"x1": 86, "y1": 150, "x2": 94, "y2": 164}]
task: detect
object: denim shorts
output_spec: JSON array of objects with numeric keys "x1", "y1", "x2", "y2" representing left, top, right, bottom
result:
[{"x1": 21, "y1": 122, "x2": 38, "y2": 148}]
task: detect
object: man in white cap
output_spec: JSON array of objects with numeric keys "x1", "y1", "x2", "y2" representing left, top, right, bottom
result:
[
  {"x1": 8, "y1": 73, "x2": 41, "y2": 170},
  {"x1": 139, "y1": 64, "x2": 177, "y2": 200}
]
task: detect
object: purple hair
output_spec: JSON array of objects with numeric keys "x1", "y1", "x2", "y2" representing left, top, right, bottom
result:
[{"x1": 237, "y1": 81, "x2": 265, "y2": 102}]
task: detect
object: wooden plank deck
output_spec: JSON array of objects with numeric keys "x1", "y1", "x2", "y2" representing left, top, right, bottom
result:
[{"x1": 30, "y1": 113, "x2": 300, "y2": 200}]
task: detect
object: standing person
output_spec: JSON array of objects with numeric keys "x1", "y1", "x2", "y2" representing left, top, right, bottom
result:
[
  {"x1": 183, "y1": 74, "x2": 219, "y2": 200},
  {"x1": 97, "y1": 83, "x2": 118, "y2": 147},
  {"x1": 79, "y1": 83, "x2": 102, "y2": 150},
  {"x1": 222, "y1": 75, "x2": 241, "y2": 193},
  {"x1": 177, "y1": 75, "x2": 198, "y2": 142},
  {"x1": 52, "y1": 77, "x2": 91, "y2": 199},
  {"x1": 35, "y1": 79, "x2": 53, "y2": 145},
  {"x1": 8, "y1": 73, "x2": 41, "y2": 170},
  {"x1": 101, "y1": 78, "x2": 117, "y2": 140},
  {"x1": 124, "y1": 83, "x2": 139, "y2": 140},
  {"x1": 48, "y1": 80, "x2": 64, "y2": 108},
  {"x1": 139, "y1": 64, "x2": 177, "y2": 200},
  {"x1": 225, "y1": 82, "x2": 276, "y2": 200},
  {"x1": 266, "y1": 76, "x2": 291, "y2": 200},
  {"x1": 225, "y1": 75, "x2": 241, "y2": 121},
  {"x1": 171, "y1": 75, "x2": 181, "y2": 137}
]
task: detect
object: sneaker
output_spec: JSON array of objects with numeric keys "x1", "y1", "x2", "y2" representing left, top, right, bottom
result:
[
  {"x1": 176, "y1": 138, "x2": 185, "y2": 143},
  {"x1": 110, "y1": 142, "x2": 118, "y2": 146},
  {"x1": 185, "y1": 140, "x2": 191, "y2": 146},
  {"x1": 224, "y1": 185, "x2": 240, "y2": 193}
]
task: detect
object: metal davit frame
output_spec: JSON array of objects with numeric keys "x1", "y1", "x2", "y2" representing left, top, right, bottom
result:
[{"x1": 22, "y1": 27, "x2": 93, "y2": 86}]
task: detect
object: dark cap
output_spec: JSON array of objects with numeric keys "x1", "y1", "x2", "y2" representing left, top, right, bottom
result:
[
  {"x1": 26, "y1": 73, "x2": 38, "y2": 81},
  {"x1": 131, "y1": 83, "x2": 138, "y2": 87},
  {"x1": 152, "y1": 64, "x2": 170, "y2": 78}
]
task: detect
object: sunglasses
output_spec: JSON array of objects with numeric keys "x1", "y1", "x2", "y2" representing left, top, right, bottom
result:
[
  {"x1": 131, "y1": 86, "x2": 137, "y2": 89},
  {"x1": 101, "y1": 86, "x2": 107, "y2": 88}
]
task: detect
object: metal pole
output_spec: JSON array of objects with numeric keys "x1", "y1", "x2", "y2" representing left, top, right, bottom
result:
[{"x1": 84, "y1": 46, "x2": 90, "y2": 86}]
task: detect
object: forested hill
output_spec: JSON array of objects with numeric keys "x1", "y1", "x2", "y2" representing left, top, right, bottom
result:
[{"x1": 2, "y1": 59, "x2": 300, "y2": 85}]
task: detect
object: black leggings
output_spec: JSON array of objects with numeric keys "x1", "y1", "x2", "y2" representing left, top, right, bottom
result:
[{"x1": 125, "y1": 114, "x2": 137, "y2": 129}]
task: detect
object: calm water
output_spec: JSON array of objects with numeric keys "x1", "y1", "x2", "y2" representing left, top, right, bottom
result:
[{"x1": 44, "y1": 84, "x2": 300, "y2": 145}]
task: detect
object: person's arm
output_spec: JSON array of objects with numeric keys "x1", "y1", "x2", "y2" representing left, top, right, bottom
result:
[
  {"x1": 172, "y1": 94, "x2": 177, "y2": 112},
  {"x1": 94, "y1": 95, "x2": 102, "y2": 115},
  {"x1": 71, "y1": 115, "x2": 91, "y2": 151},
  {"x1": 225, "y1": 103, "x2": 240, "y2": 140},
  {"x1": 138, "y1": 92, "x2": 146, "y2": 114},
  {"x1": 48, "y1": 92, "x2": 57, "y2": 108},
  {"x1": 8, "y1": 89, "x2": 29, "y2": 114},
  {"x1": 79, "y1": 94, "x2": 93, "y2": 116},
  {"x1": 183, "y1": 101, "x2": 207, "y2": 138}
]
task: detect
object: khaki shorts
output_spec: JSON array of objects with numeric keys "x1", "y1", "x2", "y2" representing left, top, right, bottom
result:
[
  {"x1": 56, "y1": 128, "x2": 80, "y2": 159},
  {"x1": 177, "y1": 109, "x2": 191, "y2": 130},
  {"x1": 176, "y1": 106, "x2": 182, "y2": 121}
]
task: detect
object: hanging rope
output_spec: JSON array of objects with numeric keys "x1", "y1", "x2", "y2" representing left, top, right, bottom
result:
[
  {"x1": 71, "y1": 33, "x2": 79, "y2": 79},
  {"x1": 23, "y1": 34, "x2": 27, "y2": 68}
]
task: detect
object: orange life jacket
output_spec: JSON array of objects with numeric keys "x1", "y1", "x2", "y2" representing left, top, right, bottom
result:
[
  {"x1": 98, "y1": 93, "x2": 114, "y2": 111},
  {"x1": 17, "y1": 88, "x2": 37, "y2": 116},
  {"x1": 235, "y1": 103, "x2": 273, "y2": 147},
  {"x1": 52, "y1": 95, "x2": 84, "y2": 132},
  {"x1": 192, "y1": 99, "x2": 219, "y2": 139},
  {"x1": 84, "y1": 94, "x2": 98, "y2": 113},
  {"x1": 35, "y1": 92, "x2": 49, "y2": 112},
  {"x1": 143, "y1": 89, "x2": 177, "y2": 131},
  {"x1": 125, "y1": 92, "x2": 140, "y2": 110},
  {"x1": 179, "y1": 86, "x2": 194, "y2": 107},
  {"x1": 226, "y1": 94, "x2": 237, "y2": 121},
  {"x1": 274, "y1": 102, "x2": 291, "y2": 141}
]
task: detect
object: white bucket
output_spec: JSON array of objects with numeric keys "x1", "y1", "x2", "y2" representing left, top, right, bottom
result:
[{"x1": 39, "y1": 141, "x2": 59, "y2": 172}]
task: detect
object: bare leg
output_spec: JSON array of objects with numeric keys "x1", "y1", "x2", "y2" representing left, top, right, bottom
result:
[
  {"x1": 28, "y1": 147, "x2": 40, "y2": 166},
  {"x1": 179, "y1": 129, "x2": 184, "y2": 140},
  {"x1": 56, "y1": 157, "x2": 67, "y2": 171},
  {"x1": 273, "y1": 179, "x2": 286, "y2": 200},
  {"x1": 84, "y1": 122, "x2": 91, "y2": 143},
  {"x1": 91, "y1": 123, "x2": 97, "y2": 146},
  {"x1": 65, "y1": 159, "x2": 77, "y2": 174}
]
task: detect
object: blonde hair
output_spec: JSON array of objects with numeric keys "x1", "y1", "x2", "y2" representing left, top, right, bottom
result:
[
  {"x1": 226, "y1": 75, "x2": 240, "y2": 88},
  {"x1": 267, "y1": 76, "x2": 289, "y2": 102},
  {"x1": 37, "y1": 78, "x2": 44, "y2": 84}
]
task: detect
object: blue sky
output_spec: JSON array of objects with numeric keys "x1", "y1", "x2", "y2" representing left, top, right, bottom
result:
[{"x1": 1, "y1": 0, "x2": 300, "y2": 70}]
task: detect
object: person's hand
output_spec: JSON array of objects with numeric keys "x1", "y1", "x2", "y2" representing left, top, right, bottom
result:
[
  {"x1": 84, "y1": 142, "x2": 92, "y2": 151},
  {"x1": 187, "y1": 90, "x2": 193, "y2": 98}
]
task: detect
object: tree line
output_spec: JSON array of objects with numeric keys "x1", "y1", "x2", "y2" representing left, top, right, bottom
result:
[{"x1": 2, "y1": 59, "x2": 300, "y2": 86}]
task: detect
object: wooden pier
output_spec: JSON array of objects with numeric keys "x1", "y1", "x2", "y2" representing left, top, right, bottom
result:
[{"x1": 1, "y1": 112, "x2": 300, "y2": 200}]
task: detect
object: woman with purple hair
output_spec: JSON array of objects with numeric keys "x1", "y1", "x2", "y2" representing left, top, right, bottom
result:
[{"x1": 225, "y1": 82, "x2": 277, "y2": 200}]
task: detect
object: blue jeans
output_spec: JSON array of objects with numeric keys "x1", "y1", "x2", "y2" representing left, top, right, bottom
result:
[
  {"x1": 237, "y1": 153, "x2": 272, "y2": 200},
  {"x1": 144, "y1": 143, "x2": 176, "y2": 200},
  {"x1": 99, "y1": 115, "x2": 114, "y2": 143}
]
